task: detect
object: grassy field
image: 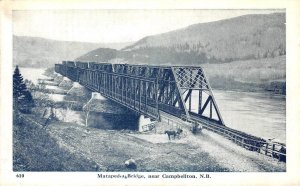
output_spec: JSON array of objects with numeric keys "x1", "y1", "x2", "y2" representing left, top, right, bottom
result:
[{"x1": 13, "y1": 114, "x2": 100, "y2": 171}]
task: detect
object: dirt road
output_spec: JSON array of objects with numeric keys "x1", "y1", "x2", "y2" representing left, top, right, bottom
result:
[{"x1": 45, "y1": 120, "x2": 285, "y2": 172}]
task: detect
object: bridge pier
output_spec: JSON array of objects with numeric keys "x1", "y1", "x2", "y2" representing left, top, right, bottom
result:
[
  {"x1": 58, "y1": 77, "x2": 73, "y2": 89},
  {"x1": 63, "y1": 82, "x2": 91, "y2": 102},
  {"x1": 83, "y1": 92, "x2": 140, "y2": 130},
  {"x1": 53, "y1": 73, "x2": 63, "y2": 84},
  {"x1": 67, "y1": 82, "x2": 91, "y2": 97},
  {"x1": 53, "y1": 71, "x2": 60, "y2": 76},
  {"x1": 138, "y1": 115, "x2": 153, "y2": 132}
]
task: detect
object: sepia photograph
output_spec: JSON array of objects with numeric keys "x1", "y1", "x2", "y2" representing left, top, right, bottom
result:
[{"x1": 11, "y1": 9, "x2": 287, "y2": 172}]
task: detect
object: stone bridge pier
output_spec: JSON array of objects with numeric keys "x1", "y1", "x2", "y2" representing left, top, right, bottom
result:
[{"x1": 58, "y1": 77, "x2": 73, "y2": 90}]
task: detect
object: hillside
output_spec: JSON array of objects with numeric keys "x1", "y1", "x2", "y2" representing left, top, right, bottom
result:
[
  {"x1": 122, "y1": 13, "x2": 285, "y2": 64},
  {"x1": 13, "y1": 36, "x2": 132, "y2": 68}
]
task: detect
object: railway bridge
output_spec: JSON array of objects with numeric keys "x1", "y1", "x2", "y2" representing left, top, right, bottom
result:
[
  {"x1": 54, "y1": 61, "x2": 286, "y2": 161},
  {"x1": 55, "y1": 61, "x2": 223, "y2": 125}
]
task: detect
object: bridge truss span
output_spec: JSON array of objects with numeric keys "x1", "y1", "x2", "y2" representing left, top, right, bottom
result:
[{"x1": 55, "y1": 62, "x2": 224, "y2": 125}]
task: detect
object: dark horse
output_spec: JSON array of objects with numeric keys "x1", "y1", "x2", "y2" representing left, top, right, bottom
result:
[{"x1": 165, "y1": 128, "x2": 183, "y2": 140}]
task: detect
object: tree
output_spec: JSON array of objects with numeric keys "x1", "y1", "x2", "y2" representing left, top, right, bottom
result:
[{"x1": 13, "y1": 66, "x2": 35, "y2": 114}]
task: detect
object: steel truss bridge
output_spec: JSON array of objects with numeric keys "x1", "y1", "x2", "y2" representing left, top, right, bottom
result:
[
  {"x1": 55, "y1": 61, "x2": 286, "y2": 160},
  {"x1": 55, "y1": 61, "x2": 224, "y2": 124}
]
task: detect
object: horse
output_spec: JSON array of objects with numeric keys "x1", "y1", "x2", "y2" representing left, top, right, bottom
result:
[{"x1": 165, "y1": 128, "x2": 183, "y2": 140}]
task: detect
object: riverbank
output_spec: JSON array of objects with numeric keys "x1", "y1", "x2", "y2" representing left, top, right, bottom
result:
[{"x1": 13, "y1": 113, "x2": 286, "y2": 172}]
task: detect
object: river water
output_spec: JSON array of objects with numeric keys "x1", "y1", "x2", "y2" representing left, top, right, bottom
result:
[
  {"x1": 213, "y1": 90, "x2": 286, "y2": 143},
  {"x1": 18, "y1": 67, "x2": 286, "y2": 143}
]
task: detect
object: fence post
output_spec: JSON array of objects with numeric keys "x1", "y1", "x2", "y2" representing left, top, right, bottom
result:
[
  {"x1": 265, "y1": 143, "x2": 268, "y2": 155},
  {"x1": 272, "y1": 144, "x2": 275, "y2": 157}
]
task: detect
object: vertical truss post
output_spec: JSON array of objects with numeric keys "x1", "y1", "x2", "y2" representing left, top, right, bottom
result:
[
  {"x1": 125, "y1": 78, "x2": 128, "y2": 104},
  {"x1": 139, "y1": 80, "x2": 142, "y2": 112},
  {"x1": 145, "y1": 81, "x2": 147, "y2": 113},
  {"x1": 121, "y1": 76, "x2": 124, "y2": 103},
  {"x1": 155, "y1": 78, "x2": 160, "y2": 121},
  {"x1": 189, "y1": 91, "x2": 192, "y2": 112},
  {"x1": 110, "y1": 74, "x2": 112, "y2": 94},
  {"x1": 210, "y1": 99, "x2": 213, "y2": 119},
  {"x1": 198, "y1": 80, "x2": 202, "y2": 114},
  {"x1": 189, "y1": 68, "x2": 192, "y2": 112},
  {"x1": 134, "y1": 79, "x2": 136, "y2": 109}
]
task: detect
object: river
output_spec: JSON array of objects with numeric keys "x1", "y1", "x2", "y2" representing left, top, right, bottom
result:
[
  {"x1": 213, "y1": 90, "x2": 285, "y2": 143},
  {"x1": 18, "y1": 67, "x2": 286, "y2": 143}
]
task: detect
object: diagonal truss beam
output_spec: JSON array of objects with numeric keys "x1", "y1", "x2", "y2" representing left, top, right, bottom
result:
[{"x1": 171, "y1": 66, "x2": 224, "y2": 125}]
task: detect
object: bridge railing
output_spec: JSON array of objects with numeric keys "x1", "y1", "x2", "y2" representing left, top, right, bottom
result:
[
  {"x1": 192, "y1": 117, "x2": 286, "y2": 160},
  {"x1": 162, "y1": 112, "x2": 286, "y2": 161}
]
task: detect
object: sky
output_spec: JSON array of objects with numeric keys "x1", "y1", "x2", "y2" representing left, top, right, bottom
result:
[{"x1": 13, "y1": 9, "x2": 284, "y2": 43}]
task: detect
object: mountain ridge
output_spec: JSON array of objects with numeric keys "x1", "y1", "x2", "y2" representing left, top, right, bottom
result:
[{"x1": 13, "y1": 35, "x2": 133, "y2": 68}]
